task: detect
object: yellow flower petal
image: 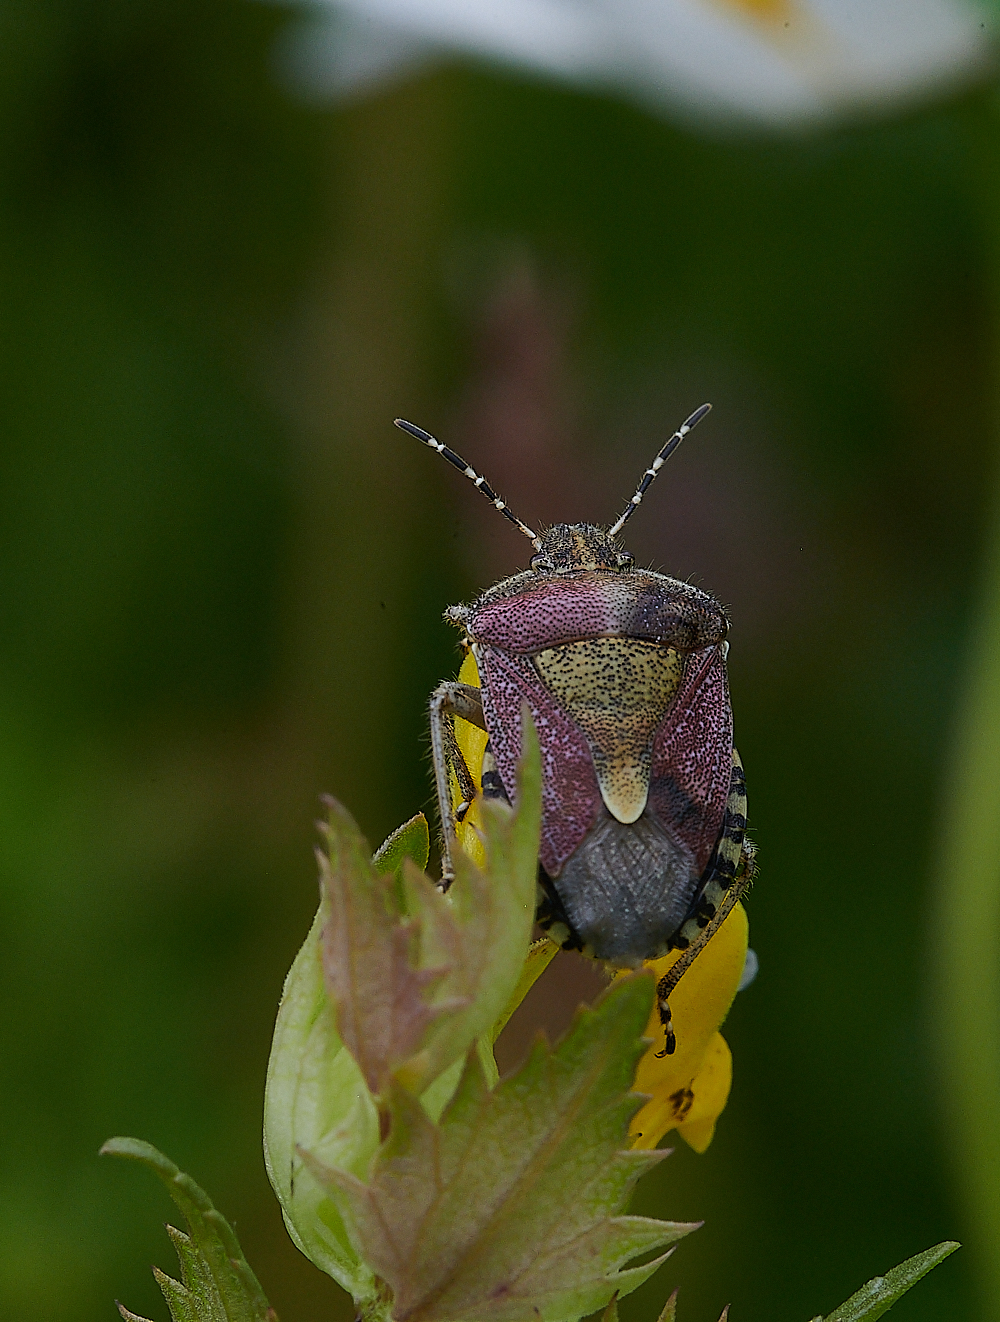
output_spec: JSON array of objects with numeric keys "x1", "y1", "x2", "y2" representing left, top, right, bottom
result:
[
  {"x1": 628, "y1": 901, "x2": 748, "y2": 1151},
  {"x1": 675, "y1": 1034, "x2": 732, "y2": 1154},
  {"x1": 629, "y1": 1031, "x2": 733, "y2": 1154},
  {"x1": 452, "y1": 651, "x2": 488, "y2": 869}
]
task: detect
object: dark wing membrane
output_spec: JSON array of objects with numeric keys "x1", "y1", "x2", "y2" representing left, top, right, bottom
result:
[{"x1": 543, "y1": 808, "x2": 698, "y2": 967}]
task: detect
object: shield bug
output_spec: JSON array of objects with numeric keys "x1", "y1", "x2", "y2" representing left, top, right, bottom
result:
[{"x1": 395, "y1": 406, "x2": 755, "y2": 1054}]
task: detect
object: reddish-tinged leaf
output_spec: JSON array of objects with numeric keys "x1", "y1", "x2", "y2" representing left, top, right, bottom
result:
[
  {"x1": 319, "y1": 797, "x2": 466, "y2": 1096},
  {"x1": 318, "y1": 721, "x2": 541, "y2": 1099},
  {"x1": 310, "y1": 976, "x2": 697, "y2": 1322}
]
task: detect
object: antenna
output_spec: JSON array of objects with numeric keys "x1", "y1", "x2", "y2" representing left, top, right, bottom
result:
[
  {"x1": 607, "y1": 403, "x2": 712, "y2": 539},
  {"x1": 394, "y1": 418, "x2": 542, "y2": 550}
]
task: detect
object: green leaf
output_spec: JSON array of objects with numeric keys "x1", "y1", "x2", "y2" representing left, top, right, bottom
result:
[
  {"x1": 310, "y1": 975, "x2": 697, "y2": 1322},
  {"x1": 319, "y1": 796, "x2": 462, "y2": 1096},
  {"x1": 395, "y1": 713, "x2": 543, "y2": 1091},
  {"x1": 813, "y1": 1241, "x2": 960, "y2": 1322},
  {"x1": 261, "y1": 811, "x2": 432, "y2": 1293},
  {"x1": 100, "y1": 1137, "x2": 277, "y2": 1322},
  {"x1": 373, "y1": 812, "x2": 430, "y2": 877},
  {"x1": 262, "y1": 903, "x2": 378, "y2": 1299},
  {"x1": 320, "y1": 717, "x2": 541, "y2": 1098},
  {"x1": 653, "y1": 1290, "x2": 678, "y2": 1322},
  {"x1": 263, "y1": 736, "x2": 540, "y2": 1294}
]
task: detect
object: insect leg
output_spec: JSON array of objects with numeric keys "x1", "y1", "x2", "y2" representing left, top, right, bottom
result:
[
  {"x1": 429, "y1": 681, "x2": 487, "y2": 889},
  {"x1": 658, "y1": 1001, "x2": 677, "y2": 1057},
  {"x1": 654, "y1": 870, "x2": 749, "y2": 1056},
  {"x1": 674, "y1": 748, "x2": 749, "y2": 945}
]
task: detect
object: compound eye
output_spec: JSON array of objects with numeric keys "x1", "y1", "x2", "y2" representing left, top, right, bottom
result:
[
  {"x1": 531, "y1": 554, "x2": 554, "y2": 572},
  {"x1": 616, "y1": 551, "x2": 634, "y2": 569}
]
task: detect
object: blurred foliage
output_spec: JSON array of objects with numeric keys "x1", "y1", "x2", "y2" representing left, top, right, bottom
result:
[{"x1": 0, "y1": 2, "x2": 991, "y2": 1321}]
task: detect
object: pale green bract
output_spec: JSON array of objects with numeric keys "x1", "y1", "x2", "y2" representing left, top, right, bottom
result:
[
  {"x1": 261, "y1": 805, "x2": 436, "y2": 1298},
  {"x1": 262, "y1": 899, "x2": 380, "y2": 1299}
]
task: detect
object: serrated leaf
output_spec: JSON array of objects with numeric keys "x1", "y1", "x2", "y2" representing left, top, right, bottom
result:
[
  {"x1": 117, "y1": 1306, "x2": 156, "y2": 1322},
  {"x1": 654, "y1": 1289, "x2": 678, "y2": 1322},
  {"x1": 311, "y1": 975, "x2": 697, "y2": 1322},
  {"x1": 320, "y1": 719, "x2": 541, "y2": 1098},
  {"x1": 101, "y1": 1138, "x2": 277, "y2": 1322},
  {"x1": 157, "y1": 1224, "x2": 222, "y2": 1321},
  {"x1": 262, "y1": 903, "x2": 378, "y2": 1297},
  {"x1": 320, "y1": 796, "x2": 459, "y2": 1096},
  {"x1": 154, "y1": 1255, "x2": 202, "y2": 1322},
  {"x1": 373, "y1": 813, "x2": 431, "y2": 877},
  {"x1": 395, "y1": 714, "x2": 543, "y2": 1091},
  {"x1": 814, "y1": 1241, "x2": 960, "y2": 1322}
]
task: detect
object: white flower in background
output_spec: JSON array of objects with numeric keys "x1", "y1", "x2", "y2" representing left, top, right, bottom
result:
[{"x1": 281, "y1": 0, "x2": 992, "y2": 125}]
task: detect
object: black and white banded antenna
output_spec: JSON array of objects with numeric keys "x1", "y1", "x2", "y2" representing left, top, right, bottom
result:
[
  {"x1": 394, "y1": 418, "x2": 542, "y2": 550},
  {"x1": 607, "y1": 403, "x2": 712, "y2": 539}
]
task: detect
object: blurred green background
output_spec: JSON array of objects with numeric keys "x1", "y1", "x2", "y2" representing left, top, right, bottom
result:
[{"x1": 1, "y1": 2, "x2": 994, "y2": 1319}]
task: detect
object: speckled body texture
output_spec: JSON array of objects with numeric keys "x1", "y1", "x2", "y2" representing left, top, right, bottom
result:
[
  {"x1": 447, "y1": 522, "x2": 738, "y2": 968},
  {"x1": 470, "y1": 568, "x2": 727, "y2": 654}
]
